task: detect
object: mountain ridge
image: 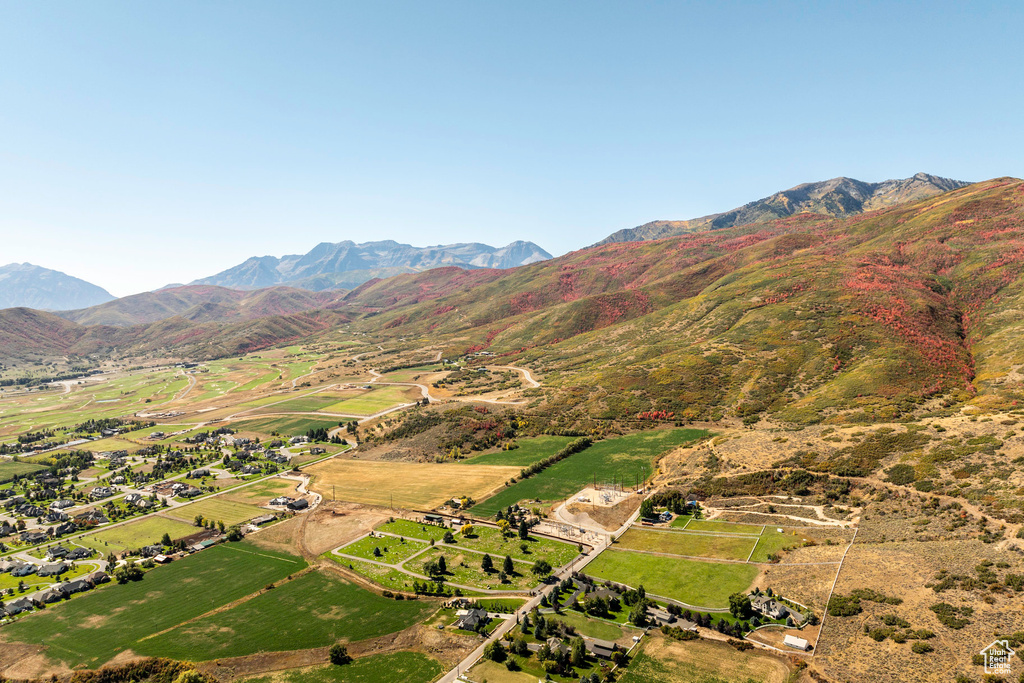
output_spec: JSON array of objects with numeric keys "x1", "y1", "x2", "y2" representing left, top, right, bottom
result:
[
  {"x1": 192, "y1": 239, "x2": 552, "y2": 291},
  {"x1": 0, "y1": 263, "x2": 115, "y2": 311},
  {"x1": 596, "y1": 172, "x2": 970, "y2": 245}
]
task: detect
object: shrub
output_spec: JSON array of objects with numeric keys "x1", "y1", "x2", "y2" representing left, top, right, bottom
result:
[
  {"x1": 911, "y1": 642, "x2": 934, "y2": 654},
  {"x1": 329, "y1": 644, "x2": 351, "y2": 665}
]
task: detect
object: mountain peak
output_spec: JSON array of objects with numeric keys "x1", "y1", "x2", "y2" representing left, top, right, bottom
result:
[{"x1": 0, "y1": 263, "x2": 114, "y2": 311}]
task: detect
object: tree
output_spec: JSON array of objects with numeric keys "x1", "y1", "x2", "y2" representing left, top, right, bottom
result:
[
  {"x1": 531, "y1": 559, "x2": 551, "y2": 576},
  {"x1": 639, "y1": 498, "x2": 656, "y2": 519},
  {"x1": 629, "y1": 603, "x2": 648, "y2": 626},
  {"x1": 160, "y1": 532, "x2": 172, "y2": 547},
  {"x1": 329, "y1": 644, "x2": 352, "y2": 665},
  {"x1": 443, "y1": 530, "x2": 455, "y2": 544},
  {"x1": 503, "y1": 555, "x2": 515, "y2": 575},
  {"x1": 193, "y1": 514, "x2": 204, "y2": 527},
  {"x1": 571, "y1": 637, "x2": 587, "y2": 667},
  {"x1": 484, "y1": 640, "x2": 507, "y2": 663},
  {"x1": 461, "y1": 523, "x2": 475, "y2": 536},
  {"x1": 437, "y1": 556, "x2": 447, "y2": 574},
  {"x1": 729, "y1": 593, "x2": 753, "y2": 619},
  {"x1": 519, "y1": 520, "x2": 529, "y2": 540},
  {"x1": 481, "y1": 553, "x2": 493, "y2": 572},
  {"x1": 217, "y1": 520, "x2": 225, "y2": 533},
  {"x1": 114, "y1": 564, "x2": 143, "y2": 584}
]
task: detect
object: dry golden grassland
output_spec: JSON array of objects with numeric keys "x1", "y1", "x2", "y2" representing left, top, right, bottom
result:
[{"x1": 306, "y1": 459, "x2": 519, "y2": 509}]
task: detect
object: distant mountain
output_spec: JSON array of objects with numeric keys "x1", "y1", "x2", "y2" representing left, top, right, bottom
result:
[
  {"x1": 0, "y1": 263, "x2": 114, "y2": 311},
  {"x1": 596, "y1": 172, "x2": 969, "y2": 245},
  {"x1": 193, "y1": 240, "x2": 552, "y2": 291},
  {"x1": 58, "y1": 285, "x2": 348, "y2": 327}
]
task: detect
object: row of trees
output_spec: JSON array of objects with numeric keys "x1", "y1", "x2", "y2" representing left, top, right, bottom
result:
[{"x1": 517, "y1": 437, "x2": 592, "y2": 481}]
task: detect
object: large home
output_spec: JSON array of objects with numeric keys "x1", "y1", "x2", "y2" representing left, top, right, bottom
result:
[
  {"x1": 75, "y1": 510, "x2": 109, "y2": 525},
  {"x1": 286, "y1": 498, "x2": 309, "y2": 511},
  {"x1": 11, "y1": 563, "x2": 38, "y2": 577},
  {"x1": 19, "y1": 530, "x2": 48, "y2": 544},
  {"x1": 51, "y1": 499, "x2": 76, "y2": 511},
  {"x1": 124, "y1": 493, "x2": 152, "y2": 509},
  {"x1": 267, "y1": 453, "x2": 289, "y2": 464},
  {"x1": 3, "y1": 596, "x2": 38, "y2": 615},
  {"x1": 269, "y1": 496, "x2": 294, "y2": 506},
  {"x1": 86, "y1": 570, "x2": 110, "y2": 585},
  {"x1": 54, "y1": 521, "x2": 78, "y2": 537},
  {"x1": 37, "y1": 587, "x2": 65, "y2": 604},
  {"x1": 588, "y1": 638, "x2": 619, "y2": 660},
  {"x1": 454, "y1": 607, "x2": 489, "y2": 631},
  {"x1": 188, "y1": 468, "x2": 210, "y2": 479},
  {"x1": 61, "y1": 578, "x2": 92, "y2": 595},
  {"x1": 179, "y1": 486, "x2": 202, "y2": 498},
  {"x1": 15, "y1": 504, "x2": 46, "y2": 518},
  {"x1": 37, "y1": 562, "x2": 68, "y2": 577},
  {"x1": 45, "y1": 510, "x2": 69, "y2": 523},
  {"x1": 241, "y1": 464, "x2": 261, "y2": 475},
  {"x1": 46, "y1": 545, "x2": 69, "y2": 561},
  {"x1": 90, "y1": 486, "x2": 114, "y2": 500},
  {"x1": 751, "y1": 593, "x2": 790, "y2": 620}
]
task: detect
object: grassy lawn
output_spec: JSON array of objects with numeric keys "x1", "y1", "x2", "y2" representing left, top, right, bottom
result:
[
  {"x1": 162, "y1": 498, "x2": 264, "y2": 526},
  {"x1": 680, "y1": 519, "x2": 763, "y2": 535},
  {"x1": 75, "y1": 515, "x2": 197, "y2": 554},
  {"x1": 336, "y1": 534, "x2": 429, "y2": 563},
  {"x1": 453, "y1": 525, "x2": 578, "y2": 567},
  {"x1": 307, "y1": 460, "x2": 517, "y2": 509},
  {"x1": 238, "y1": 651, "x2": 444, "y2": 683},
  {"x1": 668, "y1": 514, "x2": 692, "y2": 528},
  {"x1": 2, "y1": 543, "x2": 306, "y2": 668},
  {"x1": 460, "y1": 436, "x2": 576, "y2": 467},
  {"x1": 548, "y1": 610, "x2": 626, "y2": 641},
  {"x1": 615, "y1": 528, "x2": 757, "y2": 561},
  {"x1": 0, "y1": 562, "x2": 93, "y2": 592},
  {"x1": 585, "y1": 549, "x2": 757, "y2": 609},
  {"x1": 329, "y1": 556, "x2": 422, "y2": 593},
  {"x1": 749, "y1": 530, "x2": 804, "y2": 563},
  {"x1": 218, "y1": 477, "x2": 299, "y2": 505},
  {"x1": 414, "y1": 546, "x2": 538, "y2": 591},
  {"x1": 137, "y1": 570, "x2": 435, "y2": 660},
  {"x1": 470, "y1": 429, "x2": 703, "y2": 517},
  {"x1": 377, "y1": 519, "x2": 453, "y2": 543}
]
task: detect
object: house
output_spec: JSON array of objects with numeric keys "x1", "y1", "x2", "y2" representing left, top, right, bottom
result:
[
  {"x1": 751, "y1": 594, "x2": 789, "y2": 620},
  {"x1": 310, "y1": 447, "x2": 326, "y2": 455},
  {"x1": 0, "y1": 559, "x2": 17, "y2": 573},
  {"x1": 269, "y1": 496, "x2": 294, "y2": 506},
  {"x1": 188, "y1": 468, "x2": 210, "y2": 479},
  {"x1": 289, "y1": 436, "x2": 309, "y2": 444},
  {"x1": 454, "y1": 607, "x2": 489, "y2": 630},
  {"x1": 588, "y1": 638, "x2": 618, "y2": 659},
  {"x1": 179, "y1": 486, "x2": 202, "y2": 498},
  {"x1": 658, "y1": 511, "x2": 673, "y2": 522},
  {"x1": 37, "y1": 587, "x2": 66, "y2": 604},
  {"x1": 75, "y1": 510, "x2": 109, "y2": 525},
  {"x1": 784, "y1": 634, "x2": 810, "y2": 651},
  {"x1": 648, "y1": 607, "x2": 677, "y2": 625},
  {"x1": 11, "y1": 563, "x2": 38, "y2": 577},
  {"x1": 37, "y1": 562, "x2": 68, "y2": 577},
  {"x1": 545, "y1": 637, "x2": 571, "y2": 656},
  {"x1": 0, "y1": 521, "x2": 15, "y2": 537},
  {"x1": 267, "y1": 453, "x2": 289, "y2": 464},
  {"x1": 141, "y1": 544, "x2": 164, "y2": 558},
  {"x1": 4, "y1": 597, "x2": 38, "y2": 615},
  {"x1": 241, "y1": 465, "x2": 260, "y2": 475},
  {"x1": 251, "y1": 514, "x2": 276, "y2": 526},
  {"x1": 86, "y1": 570, "x2": 110, "y2": 585},
  {"x1": 4, "y1": 496, "x2": 26, "y2": 509},
  {"x1": 46, "y1": 545, "x2": 69, "y2": 560},
  {"x1": 45, "y1": 511, "x2": 69, "y2": 523},
  {"x1": 111, "y1": 476, "x2": 126, "y2": 485},
  {"x1": 62, "y1": 578, "x2": 91, "y2": 595},
  {"x1": 55, "y1": 521, "x2": 78, "y2": 536},
  {"x1": 20, "y1": 530, "x2": 48, "y2": 544},
  {"x1": 424, "y1": 514, "x2": 444, "y2": 524},
  {"x1": 91, "y1": 486, "x2": 114, "y2": 499},
  {"x1": 15, "y1": 504, "x2": 46, "y2": 518},
  {"x1": 287, "y1": 498, "x2": 309, "y2": 511},
  {"x1": 66, "y1": 547, "x2": 94, "y2": 560}
]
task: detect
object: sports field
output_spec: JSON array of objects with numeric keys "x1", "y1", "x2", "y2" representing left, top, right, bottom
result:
[
  {"x1": 460, "y1": 435, "x2": 576, "y2": 467},
  {"x1": 2, "y1": 543, "x2": 306, "y2": 667},
  {"x1": 307, "y1": 460, "x2": 518, "y2": 509},
  {"x1": 137, "y1": 570, "x2": 434, "y2": 660},
  {"x1": 585, "y1": 549, "x2": 757, "y2": 609},
  {"x1": 238, "y1": 651, "x2": 444, "y2": 683},
  {"x1": 470, "y1": 429, "x2": 703, "y2": 517},
  {"x1": 75, "y1": 515, "x2": 196, "y2": 554},
  {"x1": 615, "y1": 528, "x2": 757, "y2": 561},
  {"x1": 162, "y1": 498, "x2": 263, "y2": 526}
]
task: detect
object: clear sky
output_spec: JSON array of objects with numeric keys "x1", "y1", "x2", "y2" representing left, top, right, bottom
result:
[{"x1": 2, "y1": 1, "x2": 1022, "y2": 296}]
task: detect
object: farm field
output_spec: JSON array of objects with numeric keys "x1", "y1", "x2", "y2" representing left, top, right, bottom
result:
[
  {"x1": 230, "y1": 415, "x2": 345, "y2": 437},
  {"x1": 74, "y1": 515, "x2": 196, "y2": 554},
  {"x1": 618, "y1": 636, "x2": 790, "y2": 683},
  {"x1": 470, "y1": 428, "x2": 703, "y2": 517},
  {"x1": 251, "y1": 393, "x2": 350, "y2": 413},
  {"x1": 0, "y1": 460, "x2": 47, "y2": 482},
  {"x1": 749, "y1": 529, "x2": 805, "y2": 562},
  {"x1": 320, "y1": 386, "x2": 419, "y2": 415},
  {"x1": 460, "y1": 435, "x2": 576, "y2": 467},
  {"x1": 615, "y1": 528, "x2": 757, "y2": 561},
  {"x1": 1, "y1": 543, "x2": 306, "y2": 668},
  {"x1": 681, "y1": 519, "x2": 764, "y2": 535},
  {"x1": 307, "y1": 460, "x2": 518, "y2": 509},
  {"x1": 379, "y1": 364, "x2": 443, "y2": 382},
  {"x1": 137, "y1": 570, "x2": 435, "y2": 660},
  {"x1": 218, "y1": 477, "x2": 302, "y2": 505},
  {"x1": 162, "y1": 498, "x2": 264, "y2": 526},
  {"x1": 584, "y1": 548, "x2": 757, "y2": 609},
  {"x1": 238, "y1": 651, "x2": 444, "y2": 683}
]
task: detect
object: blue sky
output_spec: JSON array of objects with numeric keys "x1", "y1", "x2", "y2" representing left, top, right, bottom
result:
[{"x1": 1, "y1": 1, "x2": 1022, "y2": 296}]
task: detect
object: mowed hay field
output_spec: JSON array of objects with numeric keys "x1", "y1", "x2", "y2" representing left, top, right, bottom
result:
[
  {"x1": 218, "y1": 477, "x2": 300, "y2": 505},
  {"x1": 137, "y1": 570, "x2": 435, "y2": 660},
  {"x1": 307, "y1": 460, "x2": 518, "y2": 508},
  {"x1": 619, "y1": 635, "x2": 790, "y2": 683},
  {"x1": 238, "y1": 651, "x2": 444, "y2": 683},
  {"x1": 74, "y1": 515, "x2": 197, "y2": 554},
  {"x1": 1, "y1": 543, "x2": 306, "y2": 668},
  {"x1": 584, "y1": 549, "x2": 757, "y2": 609},
  {"x1": 162, "y1": 498, "x2": 264, "y2": 526}
]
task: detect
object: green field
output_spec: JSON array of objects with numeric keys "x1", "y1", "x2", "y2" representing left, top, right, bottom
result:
[
  {"x1": 336, "y1": 534, "x2": 429, "y2": 564},
  {"x1": 460, "y1": 436, "x2": 576, "y2": 467},
  {"x1": 137, "y1": 570, "x2": 434, "y2": 660},
  {"x1": 253, "y1": 393, "x2": 347, "y2": 413},
  {"x1": 232, "y1": 415, "x2": 343, "y2": 437},
  {"x1": 321, "y1": 386, "x2": 414, "y2": 415},
  {"x1": 239, "y1": 652, "x2": 444, "y2": 683},
  {"x1": 585, "y1": 549, "x2": 757, "y2": 609},
  {"x1": 378, "y1": 520, "x2": 578, "y2": 567},
  {"x1": 376, "y1": 519, "x2": 453, "y2": 543},
  {"x1": 2, "y1": 543, "x2": 306, "y2": 667},
  {"x1": 75, "y1": 515, "x2": 197, "y2": 554},
  {"x1": 471, "y1": 429, "x2": 703, "y2": 517},
  {"x1": 749, "y1": 530, "x2": 804, "y2": 562},
  {"x1": 163, "y1": 498, "x2": 264, "y2": 526},
  {"x1": 616, "y1": 528, "x2": 756, "y2": 561},
  {"x1": 332, "y1": 557, "x2": 420, "y2": 593},
  {"x1": 0, "y1": 460, "x2": 47, "y2": 482},
  {"x1": 680, "y1": 519, "x2": 764, "y2": 535},
  {"x1": 548, "y1": 610, "x2": 626, "y2": 641}
]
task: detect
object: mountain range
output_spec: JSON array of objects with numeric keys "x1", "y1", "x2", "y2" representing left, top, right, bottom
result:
[
  {"x1": 0, "y1": 263, "x2": 114, "y2": 311},
  {"x1": 596, "y1": 172, "x2": 969, "y2": 245},
  {"x1": 191, "y1": 239, "x2": 552, "y2": 291}
]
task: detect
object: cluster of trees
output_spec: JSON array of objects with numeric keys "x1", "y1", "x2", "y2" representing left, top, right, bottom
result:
[{"x1": 518, "y1": 437, "x2": 592, "y2": 481}]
